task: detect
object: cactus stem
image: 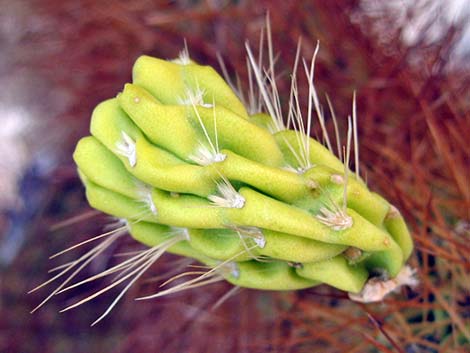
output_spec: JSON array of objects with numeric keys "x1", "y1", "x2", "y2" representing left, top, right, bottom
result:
[
  {"x1": 208, "y1": 178, "x2": 245, "y2": 209},
  {"x1": 348, "y1": 265, "x2": 418, "y2": 303},
  {"x1": 65, "y1": 17, "x2": 415, "y2": 308},
  {"x1": 115, "y1": 131, "x2": 137, "y2": 167}
]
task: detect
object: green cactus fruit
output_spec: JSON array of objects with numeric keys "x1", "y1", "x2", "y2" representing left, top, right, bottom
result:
[{"x1": 33, "y1": 43, "x2": 416, "y2": 324}]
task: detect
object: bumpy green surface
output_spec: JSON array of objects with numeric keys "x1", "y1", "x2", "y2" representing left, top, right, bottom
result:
[{"x1": 74, "y1": 55, "x2": 413, "y2": 294}]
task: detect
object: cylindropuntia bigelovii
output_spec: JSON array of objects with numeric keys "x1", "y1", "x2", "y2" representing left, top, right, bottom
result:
[{"x1": 30, "y1": 20, "x2": 417, "y2": 325}]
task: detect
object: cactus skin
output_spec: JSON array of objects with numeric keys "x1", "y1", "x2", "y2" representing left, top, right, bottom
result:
[{"x1": 73, "y1": 53, "x2": 414, "y2": 297}]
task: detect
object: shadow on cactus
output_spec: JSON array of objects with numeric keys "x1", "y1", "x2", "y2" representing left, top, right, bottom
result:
[{"x1": 30, "y1": 25, "x2": 417, "y2": 325}]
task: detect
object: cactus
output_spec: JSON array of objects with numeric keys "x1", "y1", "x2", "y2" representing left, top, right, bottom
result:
[{"x1": 32, "y1": 39, "x2": 415, "y2": 325}]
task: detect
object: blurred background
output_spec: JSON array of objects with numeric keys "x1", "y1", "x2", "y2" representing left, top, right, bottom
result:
[{"x1": 1, "y1": 0, "x2": 469, "y2": 352}]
